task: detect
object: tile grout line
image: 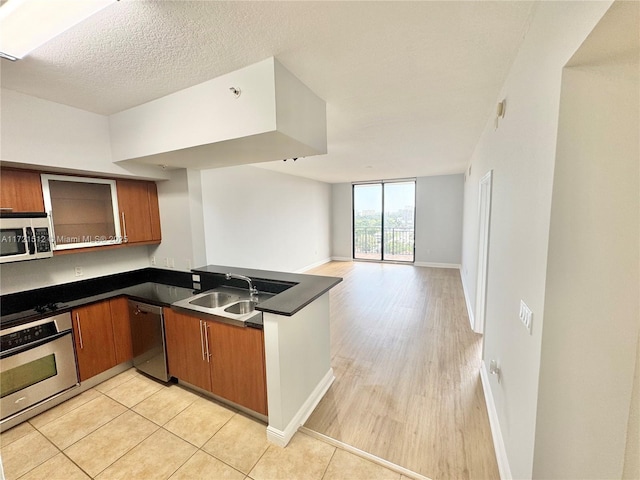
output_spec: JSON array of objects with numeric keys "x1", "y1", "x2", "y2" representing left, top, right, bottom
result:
[
  {"x1": 319, "y1": 443, "x2": 338, "y2": 480},
  {"x1": 34, "y1": 405, "x2": 138, "y2": 480}
]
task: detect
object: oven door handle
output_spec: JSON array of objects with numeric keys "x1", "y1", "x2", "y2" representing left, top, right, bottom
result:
[{"x1": 0, "y1": 330, "x2": 73, "y2": 359}]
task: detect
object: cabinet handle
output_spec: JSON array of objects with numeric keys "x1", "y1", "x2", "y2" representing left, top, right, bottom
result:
[
  {"x1": 76, "y1": 313, "x2": 84, "y2": 350},
  {"x1": 204, "y1": 323, "x2": 211, "y2": 362},
  {"x1": 48, "y1": 210, "x2": 57, "y2": 248},
  {"x1": 121, "y1": 212, "x2": 128, "y2": 243},
  {"x1": 199, "y1": 320, "x2": 205, "y2": 361}
]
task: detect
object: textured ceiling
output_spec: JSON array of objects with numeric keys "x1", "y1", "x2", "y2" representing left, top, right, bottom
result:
[{"x1": 0, "y1": 1, "x2": 535, "y2": 183}]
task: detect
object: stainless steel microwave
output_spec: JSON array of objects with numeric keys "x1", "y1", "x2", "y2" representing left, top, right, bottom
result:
[{"x1": 0, "y1": 212, "x2": 53, "y2": 263}]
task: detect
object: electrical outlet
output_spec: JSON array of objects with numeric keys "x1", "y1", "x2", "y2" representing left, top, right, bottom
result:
[
  {"x1": 489, "y1": 359, "x2": 501, "y2": 382},
  {"x1": 74, "y1": 266, "x2": 83, "y2": 277},
  {"x1": 164, "y1": 257, "x2": 170, "y2": 268},
  {"x1": 169, "y1": 258, "x2": 175, "y2": 268},
  {"x1": 519, "y1": 300, "x2": 533, "y2": 334},
  {"x1": 150, "y1": 256, "x2": 156, "y2": 266}
]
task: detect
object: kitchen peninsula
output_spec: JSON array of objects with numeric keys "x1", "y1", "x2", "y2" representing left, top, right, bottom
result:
[
  {"x1": 0, "y1": 264, "x2": 341, "y2": 447},
  {"x1": 190, "y1": 265, "x2": 342, "y2": 446}
]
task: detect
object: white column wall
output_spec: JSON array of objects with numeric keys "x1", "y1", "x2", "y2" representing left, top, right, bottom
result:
[{"x1": 533, "y1": 32, "x2": 639, "y2": 479}]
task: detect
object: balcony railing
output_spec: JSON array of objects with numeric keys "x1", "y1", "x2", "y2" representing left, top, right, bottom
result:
[{"x1": 354, "y1": 226, "x2": 414, "y2": 261}]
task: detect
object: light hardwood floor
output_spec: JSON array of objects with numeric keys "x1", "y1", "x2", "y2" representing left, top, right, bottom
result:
[{"x1": 304, "y1": 261, "x2": 499, "y2": 480}]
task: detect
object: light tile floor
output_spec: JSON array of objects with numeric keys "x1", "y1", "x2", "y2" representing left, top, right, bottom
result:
[{"x1": 1, "y1": 369, "x2": 413, "y2": 480}]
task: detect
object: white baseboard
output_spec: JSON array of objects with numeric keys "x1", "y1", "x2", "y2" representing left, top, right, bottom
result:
[
  {"x1": 480, "y1": 361, "x2": 511, "y2": 480},
  {"x1": 414, "y1": 261, "x2": 461, "y2": 269},
  {"x1": 295, "y1": 258, "x2": 333, "y2": 273},
  {"x1": 266, "y1": 368, "x2": 335, "y2": 447},
  {"x1": 331, "y1": 256, "x2": 352, "y2": 262},
  {"x1": 460, "y1": 268, "x2": 475, "y2": 331}
]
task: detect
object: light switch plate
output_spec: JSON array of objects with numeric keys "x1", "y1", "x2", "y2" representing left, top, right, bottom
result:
[{"x1": 519, "y1": 300, "x2": 533, "y2": 334}]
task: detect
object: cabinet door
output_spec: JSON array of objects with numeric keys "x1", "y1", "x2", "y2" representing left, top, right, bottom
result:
[
  {"x1": 164, "y1": 309, "x2": 211, "y2": 391},
  {"x1": 116, "y1": 179, "x2": 159, "y2": 244},
  {"x1": 72, "y1": 302, "x2": 118, "y2": 382},
  {"x1": 208, "y1": 321, "x2": 267, "y2": 415},
  {"x1": 109, "y1": 297, "x2": 133, "y2": 364},
  {"x1": 147, "y1": 182, "x2": 162, "y2": 242},
  {"x1": 0, "y1": 169, "x2": 45, "y2": 212},
  {"x1": 42, "y1": 174, "x2": 121, "y2": 250}
]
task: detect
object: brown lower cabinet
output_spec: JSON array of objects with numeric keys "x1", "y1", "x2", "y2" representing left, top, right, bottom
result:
[
  {"x1": 72, "y1": 301, "x2": 118, "y2": 382},
  {"x1": 164, "y1": 308, "x2": 212, "y2": 392},
  {"x1": 109, "y1": 297, "x2": 133, "y2": 364},
  {"x1": 164, "y1": 308, "x2": 268, "y2": 415},
  {"x1": 72, "y1": 297, "x2": 133, "y2": 382}
]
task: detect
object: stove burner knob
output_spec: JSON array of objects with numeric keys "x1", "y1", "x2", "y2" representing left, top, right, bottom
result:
[
  {"x1": 46, "y1": 303, "x2": 59, "y2": 311},
  {"x1": 34, "y1": 305, "x2": 47, "y2": 314}
]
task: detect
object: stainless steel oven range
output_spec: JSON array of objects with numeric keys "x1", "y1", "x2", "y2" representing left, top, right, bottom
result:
[{"x1": 0, "y1": 311, "x2": 79, "y2": 430}]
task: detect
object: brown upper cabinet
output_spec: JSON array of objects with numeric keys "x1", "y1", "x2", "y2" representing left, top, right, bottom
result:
[
  {"x1": 2, "y1": 168, "x2": 161, "y2": 251},
  {"x1": 0, "y1": 169, "x2": 45, "y2": 212},
  {"x1": 42, "y1": 174, "x2": 121, "y2": 250},
  {"x1": 116, "y1": 179, "x2": 162, "y2": 244}
]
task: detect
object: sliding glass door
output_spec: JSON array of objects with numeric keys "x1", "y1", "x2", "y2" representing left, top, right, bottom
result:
[{"x1": 353, "y1": 180, "x2": 415, "y2": 262}]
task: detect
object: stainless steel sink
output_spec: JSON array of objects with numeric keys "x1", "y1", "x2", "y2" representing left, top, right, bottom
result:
[
  {"x1": 224, "y1": 300, "x2": 257, "y2": 315},
  {"x1": 189, "y1": 292, "x2": 233, "y2": 308},
  {"x1": 172, "y1": 287, "x2": 274, "y2": 328}
]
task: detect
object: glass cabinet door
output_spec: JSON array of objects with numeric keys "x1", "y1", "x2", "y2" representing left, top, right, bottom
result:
[{"x1": 41, "y1": 174, "x2": 122, "y2": 250}]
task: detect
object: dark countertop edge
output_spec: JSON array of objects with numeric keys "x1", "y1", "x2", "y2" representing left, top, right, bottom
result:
[{"x1": 191, "y1": 265, "x2": 342, "y2": 317}]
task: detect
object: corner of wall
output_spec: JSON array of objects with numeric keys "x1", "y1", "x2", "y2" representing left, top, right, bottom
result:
[{"x1": 459, "y1": 267, "x2": 475, "y2": 331}]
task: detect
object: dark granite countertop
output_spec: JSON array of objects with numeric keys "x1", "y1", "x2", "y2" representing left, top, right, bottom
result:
[
  {"x1": 192, "y1": 265, "x2": 342, "y2": 317},
  {"x1": 0, "y1": 269, "x2": 196, "y2": 329},
  {"x1": 1, "y1": 265, "x2": 342, "y2": 329}
]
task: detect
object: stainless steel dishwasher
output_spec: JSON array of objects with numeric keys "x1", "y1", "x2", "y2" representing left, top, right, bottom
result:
[{"x1": 127, "y1": 300, "x2": 170, "y2": 382}]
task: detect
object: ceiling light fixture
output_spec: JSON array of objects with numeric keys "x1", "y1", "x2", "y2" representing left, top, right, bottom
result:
[{"x1": 0, "y1": 0, "x2": 116, "y2": 61}]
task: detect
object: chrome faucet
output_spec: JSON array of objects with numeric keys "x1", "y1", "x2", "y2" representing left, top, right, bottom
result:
[{"x1": 225, "y1": 273, "x2": 259, "y2": 297}]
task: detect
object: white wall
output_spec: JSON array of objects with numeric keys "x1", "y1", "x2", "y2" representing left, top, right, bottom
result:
[
  {"x1": 331, "y1": 183, "x2": 352, "y2": 260},
  {"x1": 0, "y1": 89, "x2": 168, "y2": 180},
  {"x1": 533, "y1": 15, "x2": 639, "y2": 478},
  {"x1": 200, "y1": 165, "x2": 331, "y2": 272},
  {"x1": 0, "y1": 246, "x2": 150, "y2": 294},
  {"x1": 0, "y1": 89, "x2": 163, "y2": 295},
  {"x1": 109, "y1": 59, "x2": 276, "y2": 162},
  {"x1": 264, "y1": 293, "x2": 332, "y2": 444},
  {"x1": 149, "y1": 169, "x2": 206, "y2": 272},
  {"x1": 459, "y1": 2, "x2": 613, "y2": 478},
  {"x1": 415, "y1": 174, "x2": 463, "y2": 266}
]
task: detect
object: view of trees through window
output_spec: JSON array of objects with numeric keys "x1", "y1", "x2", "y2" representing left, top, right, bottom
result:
[{"x1": 353, "y1": 181, "x2": 415, "y2": 262}]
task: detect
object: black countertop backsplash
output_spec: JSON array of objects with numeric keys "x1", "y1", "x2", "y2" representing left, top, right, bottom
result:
[{"x1": 0, "y1": 268, "x2": 196, "y2": 328}]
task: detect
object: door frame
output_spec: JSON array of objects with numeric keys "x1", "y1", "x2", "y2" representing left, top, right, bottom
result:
[
  {"x1": 474, "y1": 170, "x2": 493, "y2": 334},
  {"x1": 351, "y1": 180, "x2": 416, "y2": 263}
]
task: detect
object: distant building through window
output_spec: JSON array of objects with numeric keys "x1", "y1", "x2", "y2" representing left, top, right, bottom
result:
[{"x1": 352, "y1": 180, "x2": 415, "y2": 262}]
